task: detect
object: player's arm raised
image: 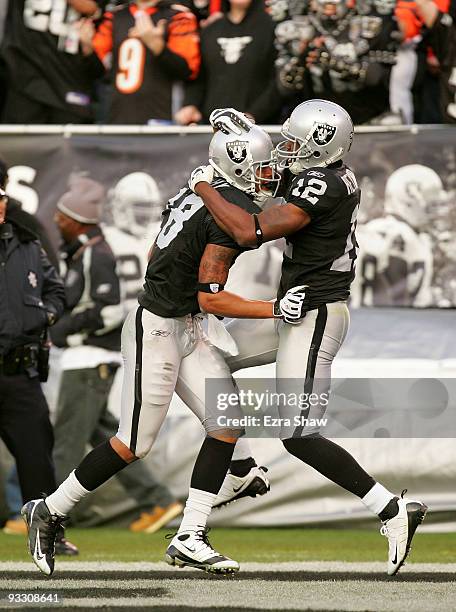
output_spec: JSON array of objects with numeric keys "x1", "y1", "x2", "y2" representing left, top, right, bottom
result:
[{"x1": 198, "y1": 244, "x2": 276, "y2": 318}]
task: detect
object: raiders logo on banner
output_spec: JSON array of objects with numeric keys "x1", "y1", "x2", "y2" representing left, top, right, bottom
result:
[
  {"x1": 226, "y1": 141, "x2": 248, "y2": 164},
  {"x1": 312, "y1": 123, "x2": 337, "y2": 146}
]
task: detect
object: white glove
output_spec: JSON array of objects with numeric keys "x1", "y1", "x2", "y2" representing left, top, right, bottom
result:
[
  {"x1": 275, "y1": 285, "x2": 309, "y2": 324},
  {"x1": 188, "y1": 165, "x2": 214, "y2": 193},
  {"x1": 209, "y1": 108, "x2": 254, "y2": 135}
]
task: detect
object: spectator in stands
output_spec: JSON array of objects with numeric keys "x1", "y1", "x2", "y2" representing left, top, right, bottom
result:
[
  {"x1": 51, "y1": 176, "x2": 183, "y2": 533},
  {"x1": 389, "y1": 0, "x2": 423, "y2": 124},
  {"x1": 175, "y1": 0, "x2": 281, "y2": 126},
  {"x1": 273, "y1": 0, "x2": 401, "y2": 125},
  {"x1": 1, "y1": 1, "x2": 105, "y2": 124},
  {"x1": 80, "y1": 1, "x2": 200, "y2": 124},
  {"x1": 416, "y1": 0, "x2": 456, "y2": 122}
]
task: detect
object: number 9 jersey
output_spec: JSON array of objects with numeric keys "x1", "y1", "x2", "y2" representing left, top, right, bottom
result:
[
  {"x1": 93, "y1": 3, "x2": 200, "y2": 123},
  {"x1": 278, "y1": 161, "x2": 360, "y2": 310}
]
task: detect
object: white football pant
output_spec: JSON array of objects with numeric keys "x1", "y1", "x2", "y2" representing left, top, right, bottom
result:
[{"x1": 117, "y1": 306, "x2": 241, "y2": 458}]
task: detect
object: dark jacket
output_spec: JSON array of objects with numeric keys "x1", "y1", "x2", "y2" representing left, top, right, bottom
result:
[
  {"x1": 0, "y1": 205, "x2": 65, "y2": 356},
  {"x1": 6, "y1": 198, "x2": 59, "y2": 269},
  {"x1": 50, "y1": 226, "x2": 123, "y2": 352}
]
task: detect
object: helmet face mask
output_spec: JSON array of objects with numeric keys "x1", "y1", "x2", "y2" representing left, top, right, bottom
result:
[
  {"x1": 209, "y1": 126, "x2": 281, "y2": 204},
  {"x1": 276, "y1": 100, "x2": 354, "y2": 175}
]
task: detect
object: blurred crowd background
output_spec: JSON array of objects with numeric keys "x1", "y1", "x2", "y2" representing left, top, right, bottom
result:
[{"x1": 0, "y1": 0, "x2": 455, "y2": 127}]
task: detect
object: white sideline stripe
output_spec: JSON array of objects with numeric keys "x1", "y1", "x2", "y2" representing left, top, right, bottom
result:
[{"x1": 1, "y1": 561, "x2": 455, "y2": 573}]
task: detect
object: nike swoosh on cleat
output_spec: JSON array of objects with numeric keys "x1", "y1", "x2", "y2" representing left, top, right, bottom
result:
[
  {"x1": 34, "y1": 530, "x2": 45, "y2": 561},
  {"x1": 182, "y1": 544, "x2": 196, "y2": 553},
  {"x1": 232, "y1": 484, "x2": 246, "y2": 493},
  {"x1": 392, "y1": 544, "x2": 398, "y2": 565}
]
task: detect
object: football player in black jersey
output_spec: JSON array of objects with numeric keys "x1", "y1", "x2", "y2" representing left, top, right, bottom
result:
[
  {"x1": 188, "y1": 101, "x2": 428, "y2": 576},
  {"x1": 22, "y1": 123, "x2": 306, "y2": 577}
]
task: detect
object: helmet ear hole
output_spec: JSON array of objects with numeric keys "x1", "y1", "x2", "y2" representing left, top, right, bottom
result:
[
  {"x1": 313, "y1": 151, "x2": 321, "y2": 158},
  {"x1": 234, "y1": 168, "x2": 243, "y2": 177}
]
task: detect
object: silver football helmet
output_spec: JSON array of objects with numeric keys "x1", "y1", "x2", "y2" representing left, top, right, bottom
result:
[
  {"x1": 209, "y1": 125, "x2": 281, "y2": 203},
  {"x1": 110, "y1": 172, "x2": 162, "y2": 238},
  {"x1": 384, "y1": 164, "x2": 448, "y2": 230},
  {"x1": 276, "y1": 99, "x2": 354, "y2": 175}
]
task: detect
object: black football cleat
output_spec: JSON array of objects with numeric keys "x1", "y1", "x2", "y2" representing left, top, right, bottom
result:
[{"x1": 21, "y1": 499, "x2": 66, "y2": 575}]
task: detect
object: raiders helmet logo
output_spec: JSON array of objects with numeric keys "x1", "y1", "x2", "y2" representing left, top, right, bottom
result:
[
  {"x1": 312, "y1": 123, "x2": 337, "y2": 146},
  {"x1": 226, "y1": 141, "x2": 248, "y2": 164}
]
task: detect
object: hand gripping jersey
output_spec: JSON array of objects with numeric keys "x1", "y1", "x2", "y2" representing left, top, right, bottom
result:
[
  {"x1": 277, "y1": 161, "x2": 360, "y2": 309},
  {"x1": 138, "y1": 180, "x2": 260, "y2": 317}
]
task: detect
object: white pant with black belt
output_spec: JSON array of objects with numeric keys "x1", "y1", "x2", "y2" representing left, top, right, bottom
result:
[{"x1": 117, "y1": 306, "x2": 240, "y2": 459}]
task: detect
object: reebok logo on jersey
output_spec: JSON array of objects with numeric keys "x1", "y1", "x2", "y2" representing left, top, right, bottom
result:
[
  {"x1": 226, "y1": 141, "x2": 248, "y2": 164},
  {"x1": 312, "y1": 123, "x2": 337, "y2": 146},
  {"x1": 150, "y1": 330, "x2": 171, "y2": 337}
]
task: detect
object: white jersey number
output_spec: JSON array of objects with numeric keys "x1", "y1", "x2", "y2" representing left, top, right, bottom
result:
[
  {"x1": 291, "y1": 177, "x2": 328, "y2": 205},
  {"x1": 331, "y1": 204, "x2": 359, "y2": 273},
  {"x1": 156, "y1": 189, "x2": 204, "y2": 249},
  {"x1": 116, "y1": 39, "x2": 146, "y2": 94},
  {"x1": 24, "y1": 0, "x2": 78, "y2": 37}
]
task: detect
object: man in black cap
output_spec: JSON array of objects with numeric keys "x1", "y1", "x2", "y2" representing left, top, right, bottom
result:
[{"x1": 51, "y1": 176, "x2": 183, "y2": 532}]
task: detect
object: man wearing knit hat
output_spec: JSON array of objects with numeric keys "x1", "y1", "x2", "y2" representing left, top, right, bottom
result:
[{"x1": 50, "y1": 175, "x2": 182, "y2": 534}]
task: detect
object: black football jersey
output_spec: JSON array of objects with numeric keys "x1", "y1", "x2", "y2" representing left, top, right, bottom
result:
[
  {"x1": 94, "y1": 3, "x2": 199, "y2": 124},
  {"x1": 277, "y1": 161, "x2": 360, "y2": 309},
  {"x1": 2, "y1": 0, "x2": 102, "y2": 118},
  {"x1": 138, "y1": 180, "x2": 260, "y2": 317}
]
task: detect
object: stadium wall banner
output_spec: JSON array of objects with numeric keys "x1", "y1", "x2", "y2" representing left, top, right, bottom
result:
[
  {"x1": 1, "y1": 126, "x2": 455, "y2": 308},
  {"x1": 1, "y1": 126, "x2": 456, "y2": 527}
]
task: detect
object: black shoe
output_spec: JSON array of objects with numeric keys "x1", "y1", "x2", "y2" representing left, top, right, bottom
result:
[{"x1": 21, "y1": 499, "x2": 66, "y2": 576}]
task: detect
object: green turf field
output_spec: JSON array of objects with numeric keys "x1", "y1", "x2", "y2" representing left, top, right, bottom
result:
[{"x1": 1, "y1": 528, "x2": 455, "y2": 563}]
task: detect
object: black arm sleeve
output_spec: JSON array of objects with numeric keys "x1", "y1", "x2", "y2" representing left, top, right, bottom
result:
[
  {"x1": 155, "y1": 46, "x2": 192, "y2": 80},
  {"x1": 183, "y1": 64, "x2": 206, "y2": 110},
  {"x1": 40, "y1": 247, "x2": 65, "y2": 321}
]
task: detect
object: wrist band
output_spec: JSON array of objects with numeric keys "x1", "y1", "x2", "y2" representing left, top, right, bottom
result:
[
  {"x1": 197, "y1": 282, "x2": 224, "y2": 294},
  {"x1": 273, "y1": 300, "x2": 282, "y2": 318},
  {"x1": 253, "y1": 214, "x2": 264, "y2": 248}
]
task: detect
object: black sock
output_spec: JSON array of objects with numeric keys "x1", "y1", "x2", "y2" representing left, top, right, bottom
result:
[
  {"x1": 378, "y1": 497, "x2": 400, "y2": 521},
  {"x1": 191, "y1": 436, "x2": 236, "y2": 494},
  {"x1": 229, "y1": 457, "x2": 256, "y2": 477},
  {"x1": 283, "y1": 434, "x2": 376, "y2": 498},
  {"x1": 75, "y1": 440, "x2": 128, "y2": 491}
]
